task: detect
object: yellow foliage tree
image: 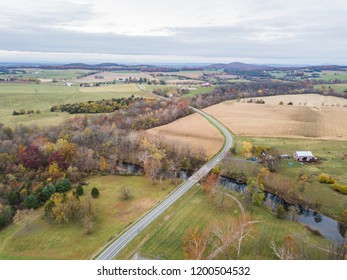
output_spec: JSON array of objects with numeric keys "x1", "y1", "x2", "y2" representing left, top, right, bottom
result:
[
  {"x1": 48, "y1": 162, "x2": 63, "y2": 180},
  {"x1": 99, "y1": 156, "x2": 109, "y2": 172},
  {"x1": 242, "y1": 141, "x2": 253, "y2": 157}
]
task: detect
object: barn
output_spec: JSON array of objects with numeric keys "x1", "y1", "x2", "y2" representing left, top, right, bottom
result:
[{"x1": 293, "y1": 151, "x2": 316, "y2": 162}]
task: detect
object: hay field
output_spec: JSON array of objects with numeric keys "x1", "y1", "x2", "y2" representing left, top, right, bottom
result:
[
  {"x1": 204, "y1": 94, "x2": 347, "y2": 140},
  {"x1": 147, "y1": 113, "x2": 224, "y2": 158}
]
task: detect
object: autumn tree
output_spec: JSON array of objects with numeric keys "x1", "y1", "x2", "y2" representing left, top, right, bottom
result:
[
  {"x1": 183, "y1": 226, "x2": 209, "y2": 260},
  {"x1": 99, "y1": 156, "x2": 109, "y2": 173},
  {"x1": 271, "y1": 236, "x2": 301, "y2": 260},
  {"x1": 242, "y1": 142, "x2": 252, "y2": 157},
  {"x1": 204, "y1": 173, "x2": 219, "y2": 195}
]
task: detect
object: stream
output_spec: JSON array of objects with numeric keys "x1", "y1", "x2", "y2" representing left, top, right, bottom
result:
[{"x1": 220, "y1": 177, "x2": 346, "y2": 245}]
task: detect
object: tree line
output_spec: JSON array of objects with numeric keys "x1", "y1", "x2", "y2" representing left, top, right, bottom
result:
[{"x1": 0, "y1": 98, "x2": 205, "y2": 229}]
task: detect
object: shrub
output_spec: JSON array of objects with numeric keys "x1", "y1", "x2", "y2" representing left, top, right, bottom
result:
[
  {"x1": 76, "y1": 185, "x2": 84, "y2": 196},
  {"x1": 331, "y1": 183, "x2": 347, "y2": 195},
  {"x1": 341, "y1": 209, "x2": 347, "y2": 224},
  {"x1": 318, "y1": 173, "x2": 335, "y2": 184},
  {"x1": 24, "y1": 194, "x2": 39, "y2": 209},
  {"x1": 91, "y1": 187, "x2": 99, "y2": 198},
  {"x1": 276, "y1": 205, "x2": 286, "y2": 219}
]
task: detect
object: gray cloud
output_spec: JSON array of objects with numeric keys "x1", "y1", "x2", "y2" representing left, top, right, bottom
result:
[{"x1": 1, "y1": 0, "x2": 347, "y2": 64}]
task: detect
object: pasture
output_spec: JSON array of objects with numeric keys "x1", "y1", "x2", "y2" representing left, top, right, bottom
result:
[
  {"x1": 0, "y1": 82, "x2": 150, "y2": 126},
  {"x1": 147, "y1": 112, "x2": 224, "y2": 158},
  {"x1": 233, "y1": 136, "x2": 347, "y2": 218},
  {"x1": 204, "y1": 94, "x2": 347, "y2": 140},
  {"x1": 0, "y1": 176, "x2": 175, "y2": 259},
  {"x1": 118, "y1": 186, "x2": 331, "y2": 260},
  {"x1": 313, "y1": 83, "x2": 347, "y2": 93}
]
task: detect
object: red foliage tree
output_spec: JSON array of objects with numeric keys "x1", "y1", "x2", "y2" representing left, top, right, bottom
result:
[
  {"x1": 48, "y1": 151, "x2": 68, "y2": 170},
  {"x1": 19, "y1": 145, "x2": 45, "y2": 169}
]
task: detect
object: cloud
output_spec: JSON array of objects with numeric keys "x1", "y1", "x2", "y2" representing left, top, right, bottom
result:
[{"x1": 0, "y1": 0, "x2": 346, "y2": 64}]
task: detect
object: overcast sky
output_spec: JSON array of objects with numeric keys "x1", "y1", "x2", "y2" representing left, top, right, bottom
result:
[{"x1": 0, "y1": 0, "x2": 346, "y2": 64}]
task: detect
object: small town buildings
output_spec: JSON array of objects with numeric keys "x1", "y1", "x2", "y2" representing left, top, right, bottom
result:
[{"x1": 293, "y1": 151, "x2": 316, "y2": 162}]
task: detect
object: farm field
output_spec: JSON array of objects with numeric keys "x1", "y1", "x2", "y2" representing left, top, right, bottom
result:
[
  {"x1": 74, "y1": 71, "x2": 152, "y2": 83},
  {"x1": 0, "y1": 69, "x2": 95, "y2": 80},
  {"x1": 204, "y1": 94, "x2": 347, "y2": 140},
  {"x1": 316, "y1": 71, "x2": 347, "y2": 81},
  {"x1": 0, "y1": 82, "x2": 150, "y2": 126},
  {"x1": 313, "y1": 83, "x2": 347, "y2": 93},
  {"x1": 117, "y1": 186, "x2": 331, "y2": 260},
  {"x1": 232, "y1": 136, "x2": 347, "y2": 218},
  {"x1": 147, "y1": 112, "x2": 224, "y2": 158},
  {"x1": 0, "y1": 176, "x2": 176, "y2": 259}
]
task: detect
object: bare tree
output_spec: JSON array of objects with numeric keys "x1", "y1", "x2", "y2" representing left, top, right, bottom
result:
[{"x1": 271, "y1": 236, "x2": 301, "y2": 260}]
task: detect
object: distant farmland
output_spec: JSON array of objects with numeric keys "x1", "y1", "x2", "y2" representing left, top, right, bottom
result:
[
  {"x1": 204, "y1": 94, "x2": 347, "y2": 140},
  {"x1": 0, "y1": 82, "x2": 151, "y2": 126}
]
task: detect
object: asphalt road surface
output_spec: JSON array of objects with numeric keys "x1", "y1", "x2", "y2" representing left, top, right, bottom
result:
[{"x1": 96, "y1": 107, "x2": 233, "y2": 260}]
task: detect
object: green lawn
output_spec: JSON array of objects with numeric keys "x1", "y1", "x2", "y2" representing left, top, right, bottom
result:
[
  {"x1": 118, "y1": 186, "x2": 332, "y2": 260},
  {"x1": 0, "y1": 83, "x2": 151, "y2": 126},
  {"x1": 233, "y1": 137, "x2": 347, "y2": 218},
  {"x1": 0, "y1": 176, "x2": 176, "y2": 259}
]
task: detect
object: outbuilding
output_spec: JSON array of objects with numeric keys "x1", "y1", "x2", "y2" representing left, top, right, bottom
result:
[{"x1": 293, "y1": 151, "x2": 316, "y2": 162}]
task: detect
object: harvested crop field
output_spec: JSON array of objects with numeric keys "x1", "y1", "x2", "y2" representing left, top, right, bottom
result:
[
  {"x1": 147, "y1": 113, "x2": 224, "y2": 158},
  {"x1": 204, "y1": 94, "x2": 347, "y2": 140}
]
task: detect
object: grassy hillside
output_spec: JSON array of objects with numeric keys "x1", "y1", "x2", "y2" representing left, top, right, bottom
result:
[{"x1": 0, "y1": 176, "x2": 176, "y2": 259}]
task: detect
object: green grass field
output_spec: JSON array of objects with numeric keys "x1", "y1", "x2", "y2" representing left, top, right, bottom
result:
[
  {"x1": 0, "y1": 82, "x2": 151, "y2": 126},
  {"x1": 117, "y1": 186, "x2": 331, "y2": 260},
  {"x1": 0, "y1": 176, "x2": 176, "y2": 259},
  {"x1": 0, "y1": 69, "x2": 95, "y2": 80},
  {"x1": 234, "y1": 137, "x2": 347, "y2": 218},
  {"x1": 313, "y1": 83, "x2": 347, "y2": 93},
  {"x1": 317, "y1": 71, "x2": 347, "y2": 81},
  {"x1": 184, "y1": 86, "x2": 215, "y2": 97}
]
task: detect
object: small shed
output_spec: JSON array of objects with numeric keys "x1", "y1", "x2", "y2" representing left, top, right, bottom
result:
[{"x1": 293, "y1": 151, "x2": 316, "y2": 162}]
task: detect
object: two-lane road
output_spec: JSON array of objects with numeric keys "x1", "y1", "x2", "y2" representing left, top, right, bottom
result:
[{"x1": 96, "y1": 107, "x2": 233, "y2": 260}]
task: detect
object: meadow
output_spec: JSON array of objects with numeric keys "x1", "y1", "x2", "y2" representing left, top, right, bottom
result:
[
  {"x1": 117, "y1": 186, "x2": 332, "y2": 260},
  {"x1": 0, "y1": 176, "x2": 176, "y2": 259}
]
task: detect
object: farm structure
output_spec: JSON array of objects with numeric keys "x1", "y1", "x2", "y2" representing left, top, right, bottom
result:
[{"x1": 293, "y1": 151, "x2": 317, "y2": 162}]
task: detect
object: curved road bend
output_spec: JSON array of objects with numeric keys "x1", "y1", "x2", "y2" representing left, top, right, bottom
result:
[{"x1": 96, "y1": 107, "x2": 233, "y2": 260}]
